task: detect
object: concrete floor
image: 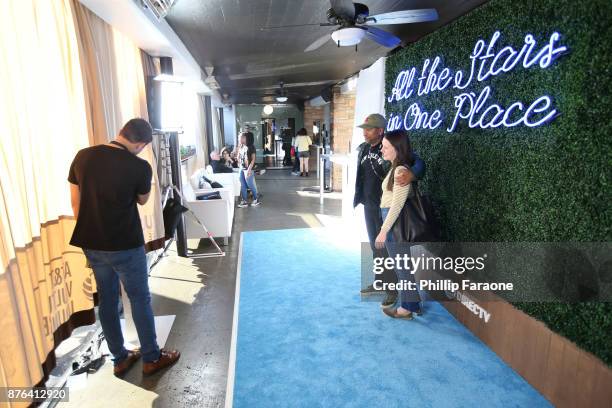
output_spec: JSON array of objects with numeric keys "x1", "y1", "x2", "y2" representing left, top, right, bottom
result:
[{"x1": 60, "y1": 169, "x2": 342, "y2": 408}]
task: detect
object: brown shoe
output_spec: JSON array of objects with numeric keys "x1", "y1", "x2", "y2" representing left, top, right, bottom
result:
[
  {"x1": 142, "y1": 348, "x2": 181, "y2": 376},
  {"x1": 113, "y1": 349, "x2": 141, "y2": 377},
  {"x1": 382, "y1": 308, "x2": 414, "y2": 320}
]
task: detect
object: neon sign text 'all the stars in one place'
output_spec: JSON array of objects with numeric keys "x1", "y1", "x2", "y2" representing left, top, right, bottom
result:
[{"x1": 386, "y1": 31, "x2": 568, "y2": 133}]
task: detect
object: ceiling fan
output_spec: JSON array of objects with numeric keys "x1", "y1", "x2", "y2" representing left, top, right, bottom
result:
[
  {"x1": 262, "y1": 0, "x2": 438, "y2": 52},
  {"x1": 275, "y1": 82, "x2": 291, "y2": 102},
  {"x1": 263, "y1": 82, "x2": 309, "y2": 102}
]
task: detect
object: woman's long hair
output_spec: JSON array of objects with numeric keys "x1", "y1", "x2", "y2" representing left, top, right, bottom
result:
[
  {"x1": 384, "y1": 129, "x2": 414, "y2": 191},
  {"x1": 243, "y1": 131, "x2": 255, "y2": 147}
]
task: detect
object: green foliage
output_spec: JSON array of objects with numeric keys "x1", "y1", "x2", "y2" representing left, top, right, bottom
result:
[{"x1": 385, "y1": 0, "x2": 612, "y2": 365}]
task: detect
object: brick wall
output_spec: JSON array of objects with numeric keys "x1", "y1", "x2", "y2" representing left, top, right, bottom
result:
[
  {"x1": 303, "y1": 103, "x2": 324, "y2": 141},
  {"x1": 331, "y1": 85, "x2": 356, "y2": 191},
  {"x1": 301, "y1": 102, "x2": 325, "y2": 170}
]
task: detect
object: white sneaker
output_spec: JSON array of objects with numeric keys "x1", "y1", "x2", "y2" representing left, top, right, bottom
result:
[
  {"x1": 258, "y1": 169, "x2": 266, "y2": 175},
  {"x1": 291, "y1": 171, "x2": 299, "y2": 176},
  {"x1": 250, "y1": 199, "x2": 261, "y2": 207},
  {"x1": 237, "y1": 200, "x2": 248, "y2": 208}
]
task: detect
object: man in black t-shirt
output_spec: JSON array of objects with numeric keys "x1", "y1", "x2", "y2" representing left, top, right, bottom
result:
[
  {"x1": 354, "y1": 114, "x2": 425, "y2": 307},
  {"x1": 68, "y1": 118, "x2": 180, "y2": 377}
]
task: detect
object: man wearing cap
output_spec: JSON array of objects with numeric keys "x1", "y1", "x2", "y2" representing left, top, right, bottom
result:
[{"x1": 355, "y1": 113, "x2": 425, "y2": 307}]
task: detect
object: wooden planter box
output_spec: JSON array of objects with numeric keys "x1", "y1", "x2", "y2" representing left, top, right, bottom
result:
[{"x1": 438, "y1": 293, "x2": 612, "y2": 407}]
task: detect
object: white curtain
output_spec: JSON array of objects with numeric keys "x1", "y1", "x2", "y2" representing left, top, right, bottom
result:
[
  {"x1": 79, "y1": 6, "x2": 147, "y2": 138},
  {"x1": 183, "y1": 89, "x2": 208, "y2": 169},
  {"x1": 0, "y1": 1, "x2": 169, "y2": 395},
  {"x1": 0, "y1": 0, "x2": 93, "y2": 396}
]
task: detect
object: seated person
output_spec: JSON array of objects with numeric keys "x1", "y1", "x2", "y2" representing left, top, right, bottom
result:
[
  {"x1": 210, "y1": 150, "x2": 234, "y2": 173},
  {"x1": 211, "y1": 147, "x2": 266, "y2": 176},
  {"x1": 220, "y1": 147, "x2": 238, "y2": 169}
]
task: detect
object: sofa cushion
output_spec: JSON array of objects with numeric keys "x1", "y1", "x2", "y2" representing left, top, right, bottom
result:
[
  {"x1": 196, "y1": 191, "x2": 222, "y2": 200},
  {"x1": 189, "y1": 169, "x2": 204, "y2": 190},
  {"x1": 182, "y1": 182, "x2": 197, "y2": 201}
]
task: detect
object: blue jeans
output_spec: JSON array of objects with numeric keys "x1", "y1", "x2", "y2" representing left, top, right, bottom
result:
[
  {"x1": 380, "y1": 208, "x2": 421, "y2": 312},
  {"x1": 83, "y1": 246, "x2": 160, "y2": 363},
  {"x1": 240, "y1": 169, "x2": 258, "y2": 201}
]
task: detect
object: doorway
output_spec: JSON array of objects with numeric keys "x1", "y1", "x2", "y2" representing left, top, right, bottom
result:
[{"x1": 261, "y1": 118, "x2": 275, "y2": 155}]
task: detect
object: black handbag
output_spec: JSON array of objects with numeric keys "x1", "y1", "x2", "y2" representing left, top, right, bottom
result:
[
  {"x1": 162, "y1": 197, "x2": 189, "y2": 239},
  {"x1": 391, "y1": 182, "x2": 440, "y2": 243}
]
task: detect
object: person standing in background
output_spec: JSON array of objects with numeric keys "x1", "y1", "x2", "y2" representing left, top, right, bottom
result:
[
  {"x1": 295, "y1": 128, "x2": 313, "y2": 177},
  {"x1": 237, "y1": 131, "x2": 261, "y2": 207}
]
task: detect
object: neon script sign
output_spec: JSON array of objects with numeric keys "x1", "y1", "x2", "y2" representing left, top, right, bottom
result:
[{"x1": 386, "y1": 31, "x2": 568, "y2": 133}]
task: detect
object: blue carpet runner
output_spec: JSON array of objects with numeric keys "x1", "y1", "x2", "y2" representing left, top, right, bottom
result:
[{"x1": 231, "y1": 228, "x2": 551, "y2": 407}]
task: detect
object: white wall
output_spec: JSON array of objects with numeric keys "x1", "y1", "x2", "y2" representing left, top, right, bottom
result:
[{"x1": 344, "y1": 57, "x2": 386, "y2": 245}]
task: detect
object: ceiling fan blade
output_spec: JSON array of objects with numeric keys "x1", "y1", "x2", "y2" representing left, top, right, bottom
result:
[
  {"x1": 364, "y1": 26, "x2": 401, "y2": 48},
  {"x1": 365, "y1": 8, "x2": 439, "y2": 25},
  {"x1": 330, "y1": 0, "x2": 355, "y2": 20},
  {"x1": 304, "y1": 33, "x2": 331, "y2": 52}
]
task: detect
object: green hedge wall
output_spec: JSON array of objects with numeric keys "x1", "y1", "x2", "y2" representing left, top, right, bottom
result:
[{"x1": 385, "y1": 0, "x2": 611, "y2": 365}]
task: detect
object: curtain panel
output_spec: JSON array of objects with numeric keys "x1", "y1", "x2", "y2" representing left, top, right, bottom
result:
[
  {"x1": 0, "y1": 0, "x2": 95, "y2": 402},
  {"x1": 0, "y1": 1, "x2": 166, "y2": 399}
]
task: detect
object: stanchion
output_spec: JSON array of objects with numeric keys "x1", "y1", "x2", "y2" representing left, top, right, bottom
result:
[{"x1": 320, "y1": 151, "x2": 325, "y2": 205}]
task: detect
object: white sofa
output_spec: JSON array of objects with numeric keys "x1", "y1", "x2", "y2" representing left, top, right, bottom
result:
[
  {"x1": 190, "y1": 166, "x2": 241, "y2": 197},
  {"x1": 181, "y1": 182, "x2": 234, "y2": 245}
]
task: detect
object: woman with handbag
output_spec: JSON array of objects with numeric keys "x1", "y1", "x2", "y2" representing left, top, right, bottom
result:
[{"x1": 374, "y1": 129, "x2": 422, "y2": 319}]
